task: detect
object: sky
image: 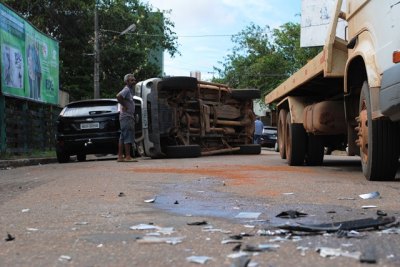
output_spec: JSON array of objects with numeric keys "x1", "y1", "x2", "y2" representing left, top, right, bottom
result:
[{"x1": 144, "y1": 0, "x2": 301, "y2": 81}]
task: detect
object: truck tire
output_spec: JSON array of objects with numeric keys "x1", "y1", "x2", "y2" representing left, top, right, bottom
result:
[
  {"x1": 285, "y1": 112, "x2": 306, "y2": 166},
  {"x1": 56, "y1": 145, "x2": 70, "y2": 163},
  {"x1": 77, "y1": 154, "x2": 86, "y2": 162},
  {"x1": 160, "y1": 76, "x2": 198, "y2": 91},
  {"x1": 231, "y1": 89, "x2": 261, "y2": 100},
  {"x1": 165, "y1": 145, "x2": 201, "y2": 158},
  {"x1": 305, "y1": 134, "x2": 324, "y2": 166},
  {"x1": 278, "y1": 109, "x2": 288, "y2": 159},
  {"x1": 358, "y1": 82, "x2": 399, "y2": 181},
  {"x1": 237, "y1": 144, "x2": 262, "y2": 154}
]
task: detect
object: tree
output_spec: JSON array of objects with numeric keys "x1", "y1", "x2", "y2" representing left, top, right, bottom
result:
[
  {"x1": 3, "y1": 0, "x2": 179, "y2": 100},
  {"x1": 214, "y1": 22, "x2": 321, "y2": 100}
]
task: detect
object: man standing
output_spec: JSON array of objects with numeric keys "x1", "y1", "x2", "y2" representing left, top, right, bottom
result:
[
  {"x1": 254, "y1": 116, "x2": 264, "y2": 144},
  {"x1": 116, "y1": 73, "x2": 137, "y2": 162}
]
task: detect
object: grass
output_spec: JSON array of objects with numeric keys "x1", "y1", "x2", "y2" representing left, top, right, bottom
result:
[{"x1": 0, "y1": 150, "x2": 56, "y2": 160}]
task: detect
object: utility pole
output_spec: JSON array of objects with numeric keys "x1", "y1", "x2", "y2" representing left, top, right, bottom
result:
[{"x1": 94, "y1": 4, "x2": 100, "y2": 99}]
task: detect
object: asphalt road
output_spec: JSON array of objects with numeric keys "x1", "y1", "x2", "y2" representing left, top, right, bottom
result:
[{"x1": 1, "y1": 149, "x2": 400, "y2": 266}]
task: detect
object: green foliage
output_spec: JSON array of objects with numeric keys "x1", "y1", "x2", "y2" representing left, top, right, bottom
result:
[
  {"x1": 3, "y1": 0, "x2": 179, "y2": 101},
  {"x1": 213, "y1": 22, "x2": 321, "y2": 100}
]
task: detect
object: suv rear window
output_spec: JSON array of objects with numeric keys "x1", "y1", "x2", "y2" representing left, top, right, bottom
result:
[{"x1": 62, "y1": 103, "x2": 118, "y2": 117}]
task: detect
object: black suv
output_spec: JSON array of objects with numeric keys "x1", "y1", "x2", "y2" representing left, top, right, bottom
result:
[{"x1": 55, "y1": 99, "x2": 120, "y2": 163}]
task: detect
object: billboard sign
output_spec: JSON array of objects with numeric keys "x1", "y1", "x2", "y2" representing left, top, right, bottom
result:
[{"x1": 0, "y1": 3, "x2": 59, "y2": 104}]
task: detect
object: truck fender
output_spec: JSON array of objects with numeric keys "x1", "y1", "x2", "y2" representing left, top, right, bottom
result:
[
  {"x1": 345, "y1": 30, "x2": 384, "y2": 119},
  {"x1": 345, "y1": 30, "x2": 381, "y2": 94},
  {"x1": 277, "y1": 96, "x2": 310, "y2": 124}
]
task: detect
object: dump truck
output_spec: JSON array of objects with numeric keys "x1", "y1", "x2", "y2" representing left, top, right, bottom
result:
[
  {"x1": 265, "y1": 0, "x2": 400, "y2": 181},
  {"x1": 135, "y1": 76, "x2": 261, "y2": 158}
]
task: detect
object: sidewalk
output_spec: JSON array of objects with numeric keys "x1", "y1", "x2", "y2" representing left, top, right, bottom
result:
[{"x1": 0, "y1": 157, "x2": 58, "y2": 169}]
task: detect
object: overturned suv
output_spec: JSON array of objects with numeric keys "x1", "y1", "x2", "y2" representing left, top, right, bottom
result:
[{"x1": 135, "y1": 76, "x2": 261, "y2": 158}]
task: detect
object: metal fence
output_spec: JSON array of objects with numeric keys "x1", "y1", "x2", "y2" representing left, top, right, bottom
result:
[{"x1": 0, "y1": 94, "x2": 61, "y2": 155}]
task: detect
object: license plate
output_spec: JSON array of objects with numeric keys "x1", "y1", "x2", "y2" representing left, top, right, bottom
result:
[{"x1": 80, "y1": 122, "x2": 99, "y2": 129}]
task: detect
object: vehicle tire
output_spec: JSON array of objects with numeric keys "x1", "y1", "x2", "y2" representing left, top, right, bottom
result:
[
  {"x1": 56, "y1": 146, "x2": 70, "y2": 163},
  {"x1": 165, "y1": 145, "x2": 201, "y2": 158},
  {"x1": 278, "y1": 109, "x2": 287, "y2": 159},
  {"x1": 358, "y1": 81, "x2": 400, "y2": 181},
  {"x1": 77, "y1": 153, "x2": 86, "y2": 162},
  {"x1": 160, "y1": 76, "x2": 198, "y2": 91},
  {"x1": 231, "y1": 89, "x2": 260, "y2": 100},
  {"x1": 237, "y1": 144, "x2": 261, "y2": 154},
  {"x1": 285, "y1": 112, "x2": 306, "y2": 166},
  {"x1": 305, "y1": 134, "x2": 324, "y2": 166}
]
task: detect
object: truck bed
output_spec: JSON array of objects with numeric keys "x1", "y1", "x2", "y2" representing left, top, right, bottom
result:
[{"x1": 265, "y1": 38, "x2": 348, "y2": 104}]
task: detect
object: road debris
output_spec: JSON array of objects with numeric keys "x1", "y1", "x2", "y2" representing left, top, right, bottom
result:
[
  {"x1": 316, "y1": 247, "x2": 361, "y2": 260},
  {"x1": 235, "y1": 212, "x2": 261, "y2": 219},
  {"x1": 129, "y1": 224, "x2": 158, "y2": 230},
  {"x1": 242, "y1": 244, "x2": 280, "y2": 252},
  {"x1": 362, "y1": 205, "x2": 377, "y2": 209},
  {"x1": 74, "y1": 221, "x2": 89, "y2": 225},
  {"x1": 360, "y1": 246, "x2": 377, "y2": 263},
  {"x1": 21, "y1": 208, "x2": 30, "y2": 213},
  {"x1": 359, "y1": 191, "x2": 380, "y2": 199},
  {"x1": 187, "y1": 220, "x2": 208, "y2": 226},
  {"x1": 144, "y1": 197, "x2": 157, "y2": 203},
  {"x1": 58, "y1": 255, "x2": 72, "y2": 262},
  {"x1": 277, "y1": 216, "x2": 396, "y2": 232},
  {"x1": 276, "y1": 210, "x2": 308, "y2": 219},
  {"x1": 5, "y1": 233, "x2": 15, "y2": 241},
  {"x1": 338, "y1": 197, "x2": 356, "y2": 200},
  {"x1": 137, "y1": 236, "x2": 184, "y2": 245},
  {"x1": 118, "y1": 192, "x2": 125, "y2": 197},
  {"x1": 186, "y1": 255, "x2": 213, "y2": 264}
]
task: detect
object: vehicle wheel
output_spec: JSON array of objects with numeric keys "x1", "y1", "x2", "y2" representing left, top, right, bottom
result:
[
  {"x1": 285, "y1": 112, "x2": 306, "y2": 166},
  {"x1": 278, "y1": 109, "x2": 288, "y2": 159},
  {"x1": 237, "y1": 144, "x2": 262, "y2": 154},
  {"x1": 77, "y1": 154, "x2": 86, "y2": 162},
  {"x1": 165, "y1": 145, "x2": 201, "y2": 158},
  {"x1": 357, "y1": 82, "x2": 399, "y2": 181},
  {"x1": 231, "y1": 89, "x2": 261, "y2": 100},
  {"x1": 160, "y1": 76, "x2": 198, "y2": 91},
  {"x1": 56, "y1": 146, "x2": 70, "y2": 163},
  {"x1": 305, "y1": 134, "x2": 324, "y2": 166}
]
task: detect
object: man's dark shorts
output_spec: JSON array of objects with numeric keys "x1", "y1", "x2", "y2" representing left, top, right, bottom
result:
[{"x1": 120, "y1": 117, "x2": 134, "y2": 144}]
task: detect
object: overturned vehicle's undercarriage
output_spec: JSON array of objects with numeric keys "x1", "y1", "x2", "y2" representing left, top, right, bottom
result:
[{"x1": 135, "y1": 76, "x2": 261, "y2": 158}]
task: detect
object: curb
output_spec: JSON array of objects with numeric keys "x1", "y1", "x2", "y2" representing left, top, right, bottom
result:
[{"x1": 0, "y1": 158, "x2": 58, "y2": 169}]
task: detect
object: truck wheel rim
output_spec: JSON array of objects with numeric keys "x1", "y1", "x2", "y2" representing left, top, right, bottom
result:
[{"x1": 358, "y1": 101, "x2": 369, "y2": 163}]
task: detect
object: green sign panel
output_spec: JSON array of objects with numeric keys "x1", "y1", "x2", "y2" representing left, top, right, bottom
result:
[{"x1": 0, "y1": 3, "x2": 59, "y2": 105}]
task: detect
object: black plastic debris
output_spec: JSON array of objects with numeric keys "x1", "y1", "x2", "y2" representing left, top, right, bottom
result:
[
  {"x1": 277, "y1": 216, "x2": 396, "y2": 233},
  {"x1": 232, "y1": 244, "x2": 241, "y2": 252},
  {"x1": 187, "y1": 221, "x2": 207, "y2": 226},
  {"x1": 377, "y1": 210, "x2": 387, "y2": 216},
  {"x1": 5, "y1": 233, "x2": 15, "y2": 242},
  {"x1": 276, "y1": 210, "x2": 308, "y2": 219},
  {"x1": 118, "y1": 192, "x2": 125, "y2": 197},
  {"x1": 174, "y1": 200, "x2": 179, "y2": 205}
]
